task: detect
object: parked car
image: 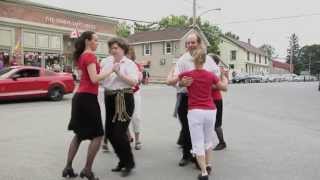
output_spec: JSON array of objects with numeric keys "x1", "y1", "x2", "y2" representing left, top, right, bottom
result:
[
  {"x1": 247, "y1": 75, "x2": 262, "y2": 83},
  {"x1": 0, "y1": 66, "x2": 75, "y2": 101},
  {"x1": 232, "y1": 74, "x2": 249, "y2": 83}
]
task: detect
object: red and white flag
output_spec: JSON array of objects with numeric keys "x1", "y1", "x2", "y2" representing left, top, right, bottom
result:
[{"x1": 70, "y1": 28, "x2": 80, "y2": 38}]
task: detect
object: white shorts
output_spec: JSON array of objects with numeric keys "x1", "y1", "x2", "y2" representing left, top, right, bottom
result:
[
  {"x1": 131, "y1": 90, "x2": 142, "y2": 133},
  {"x1": 187, "y1": 109, "x2": 216, "y2": 156}
]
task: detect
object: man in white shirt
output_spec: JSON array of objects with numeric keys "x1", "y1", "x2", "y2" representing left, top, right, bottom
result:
[{"x1": 171, "y1": 33, "x2": 220, "y2": 167}]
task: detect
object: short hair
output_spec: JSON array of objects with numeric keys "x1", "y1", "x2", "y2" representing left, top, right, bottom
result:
[
  {"x1": 127, "y1": 46, "x2": 136, "y2": 61},
  {"x1": 192, "y1": 48, "x2": 206, "y2": 65},
  {"x1": 108, "y1": 37, "x2": 129, "y2": 54}
]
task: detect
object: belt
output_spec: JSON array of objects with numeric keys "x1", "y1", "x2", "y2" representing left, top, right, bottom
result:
[{"x1": 105, "y1": 88, "x2": 133, "y2": 123}]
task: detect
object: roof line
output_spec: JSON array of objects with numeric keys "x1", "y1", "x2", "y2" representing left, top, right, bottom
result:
[
  {"x1": 221, "y1": 34, "x2": 267, "y2": 56},
  {"x1": 4, "y1": 0, "x2": 154, "y2": 24}
]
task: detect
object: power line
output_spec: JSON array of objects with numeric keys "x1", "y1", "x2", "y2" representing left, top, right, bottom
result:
[{"x1": 215, "y1": 13, "x2": 320, "y2": 25}]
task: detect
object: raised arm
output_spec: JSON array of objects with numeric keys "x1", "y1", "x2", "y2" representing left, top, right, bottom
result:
[{"x1": 114, "y1": 62, "x2": 138, "y2": 86}]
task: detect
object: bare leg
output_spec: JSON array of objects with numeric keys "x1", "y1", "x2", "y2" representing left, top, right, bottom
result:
[
  {"x1": 65, "y1": 135, "x2": 81, "y2": 168},
  {"x1": 83, "y1": 136, "x2": 103, "y2": 171},
  {"x1": 205, "y1": 148, "x2": 212, "y2": 166},
  {"x1": 196, "y1": 155, "x2": 208, "y2": 176}
]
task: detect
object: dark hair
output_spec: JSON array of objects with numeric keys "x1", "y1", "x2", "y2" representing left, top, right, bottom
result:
[
  {"x1": 108, "y1": 37, "x2": 129, "y2": 55},
  {"x1": 73, "y1": 31, "x2": 95, "y2": 62},
  {"x1": 208, "y1": 53, "x2": 221, "y2": 65},
  {"x1": 127, "y1": 46, "x2": 136, "y2": 61}
]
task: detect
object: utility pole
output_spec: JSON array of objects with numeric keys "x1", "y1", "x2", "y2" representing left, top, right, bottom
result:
[
  {"x1": 192, "y1": 0, "x2": 196, "y2": 28},
  {"x1": 309, "y1": 54, "x2": 312, "y2": 74}
]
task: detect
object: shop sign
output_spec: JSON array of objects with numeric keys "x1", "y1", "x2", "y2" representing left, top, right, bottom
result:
[{"x1": 44, "y1": 16, "x2": 97, "y2": 31}]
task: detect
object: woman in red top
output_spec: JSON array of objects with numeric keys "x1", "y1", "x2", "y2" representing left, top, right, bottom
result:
[
  {"x1": 172, "y1": 48, "x2": 228, "y2": 180},
  {"x1": 209, "y1": 54, "x2": 227, "y2": 151},
  {"x1": 62, "y1": 31, "x2": 114, "y2": 180}
]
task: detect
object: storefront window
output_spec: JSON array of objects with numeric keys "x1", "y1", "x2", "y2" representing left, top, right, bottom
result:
[
  {"x1": 24, "y1": 52, "x2": 41, "y2": 67},
  {"x1": 0, "y1": 50, "x2": 11, "y2": 67}
]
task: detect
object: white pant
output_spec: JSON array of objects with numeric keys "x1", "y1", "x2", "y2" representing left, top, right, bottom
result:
[
  {"x1": 131, "y1": 90, "x2": 142, "y2": 133},
  {"x1": 187, "y1": 109, "x2": 216, "y2": 156}
]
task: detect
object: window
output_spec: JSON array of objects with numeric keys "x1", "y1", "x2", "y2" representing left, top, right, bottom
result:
[
  {"x1": 229, "y1": 64, "x2": 235, "y2": 69},
  {"x1": 265, "y1": 56, "x2": 267, "y2": 64},
  {"x1": 259, "y1": 55, "x2": 261, "y2": 63},
  {"x1": 231, "y1": 50, "x2": 237, "y2": 60},
  {"x1": 165, "y1": 42, "x2": 173, "y2": 54},
  {"x1": 247, "y1": 52, "x2": 250, "y2": 61},
  {"x1": 144, "y1": 43, "x2": 151, "y2": 55},
  {"x1": 37, "y1": 34, "x2": 49, "y2": 48},
  {"x1": 0, "y1": 68, "x2": 13, "y2": 76},
  {"x1": 254, "y1": 54, "x2": 257, "y2": 62},
  {"x1": 14, "y1": 69, "x2": 40, "y2": 78}
]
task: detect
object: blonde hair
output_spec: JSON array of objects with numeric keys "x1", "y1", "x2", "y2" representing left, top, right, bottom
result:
[{"x1": 192, "y1": 48, "x2": 206, "y2": 65}]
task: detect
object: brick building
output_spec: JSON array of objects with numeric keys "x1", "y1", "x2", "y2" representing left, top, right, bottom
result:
[{"x1": 0, "y1": 0, "x2": 117, "y2": 69}]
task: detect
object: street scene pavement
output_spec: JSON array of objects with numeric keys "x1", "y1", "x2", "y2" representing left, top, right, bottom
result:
[{"x1": 1, "y1": 82, "x2": 320, "y2": 180}]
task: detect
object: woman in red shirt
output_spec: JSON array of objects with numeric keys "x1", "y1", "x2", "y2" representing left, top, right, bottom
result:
[
  {"x1": 172, "y1": 48, "x2": 228, "y2": 180},
  {"x1": 209, "y1": 54, "x2": 227, "y2": 151},
  {"x1": 62, "y1": 31, "x2": 114, "y2": 180}
]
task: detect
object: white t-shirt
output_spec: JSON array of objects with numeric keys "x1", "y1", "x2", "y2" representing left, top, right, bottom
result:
[
  {"x1": 174, "y1": 52, "x2": 220, "y2": 93},
  {"x1": 101, "y1": 56, "x2": 138, "y2": 90}
]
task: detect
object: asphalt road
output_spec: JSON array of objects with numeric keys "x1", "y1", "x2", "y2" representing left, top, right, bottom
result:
[{"x1": 0, "y1": 82, "x2": 319, "y2": 180}]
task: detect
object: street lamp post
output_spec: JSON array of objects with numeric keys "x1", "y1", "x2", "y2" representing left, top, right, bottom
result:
[{"x1": 192, "y1": 0, "x2": 221, "y2": 27}]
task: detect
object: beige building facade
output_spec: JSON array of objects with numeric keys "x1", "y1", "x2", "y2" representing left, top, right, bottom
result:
[
  {"x1": 218, "y1": 35, "x2": 270, "y2": 77},
  {"x1": 128, "y1": 27, "x2": 209, "y2": 80}
]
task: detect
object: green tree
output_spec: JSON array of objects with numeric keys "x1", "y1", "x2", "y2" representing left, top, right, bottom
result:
[
  {"x1": 116, "y1": 22, "x2": 131, "y2": 38},
  {"x1": 225, "y1": 31, "x2": 239, "y2": 40},
  {"x1": 287, "y1": 33, "x2": 302, "y2": 74},
  {"x1": 133, "y1": 22, "x2": 157, "y2": 32},
  {"x1": 158, "y1": 15, "x2": 190, "y2": 29},
  {"x1": 158, "y1": 15, "x2": 221, "y2": 54},
  {"x1": 200, "y1": 21, "x2": 221, "y2": 54},
  {"x1": 299, "y1": 44, "x2": 320, "y2": 76},
  {"x1": 260, "y1": 44, "x2": 276, "y2": 59}
]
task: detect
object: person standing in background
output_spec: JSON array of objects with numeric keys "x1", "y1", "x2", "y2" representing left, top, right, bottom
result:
[
  {"x1": 208, "y1": 54, "x2": 227, "y2": 151},
  {"x1": 127, "y1": 46, "x2": 143, "y2": 150}
]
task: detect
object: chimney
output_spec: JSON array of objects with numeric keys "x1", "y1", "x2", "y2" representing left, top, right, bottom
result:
[{"x1": 248, "y1": 38, "x2": 251, "y2": 45}]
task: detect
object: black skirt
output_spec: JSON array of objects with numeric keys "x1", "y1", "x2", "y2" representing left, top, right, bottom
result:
[{"x1": 68, "y1": 93, "x2": 104, "y2": 140}]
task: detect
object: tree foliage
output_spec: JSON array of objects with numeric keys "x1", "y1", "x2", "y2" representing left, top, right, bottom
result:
[
  {"x1": 287, "y1": 33, "x2": 302, "y2": 74},
  {"x1": 225, "y1": 31, "x2": 239, "y2": 40},
  {"x1": 260, "y1": 44, "x2": 276, "y2": 59},
  {"x1": 299, "y1": 44, "x2": 320, "y2": 75},
  {"x1": 116, "y1": 22, "x2": 131, "y2": 38}
]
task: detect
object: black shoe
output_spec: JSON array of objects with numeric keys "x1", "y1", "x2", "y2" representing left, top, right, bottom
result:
[
  {"x1": 213, "y1": 143, "x2": 226, "y2": 151},
  {"x1": 111, "y1": 164, "x2": 124, "y2": 172},
  {"x1": 206, "y1": 166, "x2": 212, "y2": 175},
  {"x1": 179, "y1": 157, "x2": 191, "y2": 166},
  {"x1": 198, "y1": 174, "x2": 209, "y2": 180},
  {"x1": 79, "y1": 170, "x2": 99, "y2": 180},
  {"x1": 102, "y1": 144, "x2": 110, "y2": 152},
  {"x1": 121, "y1": 165, "x2": 135, "y2": 177},
  {"x1": 62, "y1": 167, "x2": 78, "y2": 178}
]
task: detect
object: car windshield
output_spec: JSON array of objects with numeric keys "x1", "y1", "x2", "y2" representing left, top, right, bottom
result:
[{"x1": 0, "y1": 67, "x2": 13, "y2": 77}]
